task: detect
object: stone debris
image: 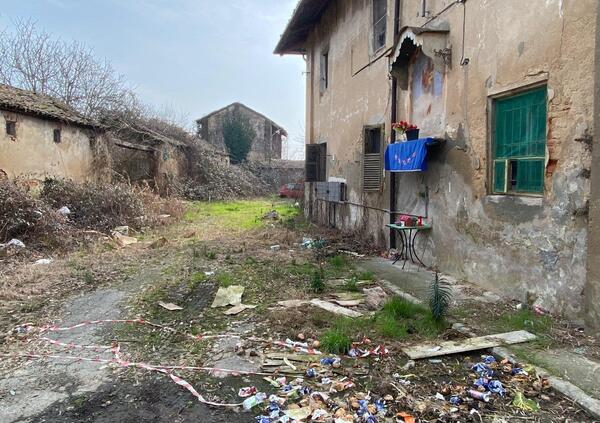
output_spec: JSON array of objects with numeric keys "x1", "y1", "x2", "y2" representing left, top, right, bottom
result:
[{"x1": 211, "y1": 285, "x2": 245, "y2": 308}]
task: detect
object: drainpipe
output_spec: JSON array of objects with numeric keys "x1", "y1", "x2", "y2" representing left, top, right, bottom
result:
[
  {"x1": 389, "y1": 0, "x2": 401, "y2": 248},
  {"x1": 585, "y1": 1, "x2": 600, "y2": 334}
]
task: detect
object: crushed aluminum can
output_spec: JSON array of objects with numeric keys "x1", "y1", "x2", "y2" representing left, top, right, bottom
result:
[
  {"x1": 482, "y1": 355, "x2": 496, "y2": 364},
  {"x1": 449, "y1": 396, "x2": 462, "y2": 405},
  {"x1": 238, "y1": 386, "x2": 257, "y2": 398},
  {"x1": 511, "y1": 367, "x2": 528, "y2": 376},
  {"x1": 305, "y1": 368, "x2": 317, "y2": 378},
  {"x1": 469, "y1": 389, "x2": 490, "y2": 402},
  {"x1": 487, "y1": 380, "x2": 505, "y2": 396},
  {"x1": 320, "y1": 357, "x2": 340, "y2": 366},
  {"x1": 298, "y1": 386, "x2": 312, "y2": 395},
  {"x1": 375, "y1": 398, "x2": 386, "y2": 412},
  {"x1": 255, "y1": 416, "x2": 270, "y2": 423}
]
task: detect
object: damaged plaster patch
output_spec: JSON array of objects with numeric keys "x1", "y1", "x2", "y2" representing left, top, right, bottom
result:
[{"x1": 539, "y1": 249, "x2": 559, "y2": 272}]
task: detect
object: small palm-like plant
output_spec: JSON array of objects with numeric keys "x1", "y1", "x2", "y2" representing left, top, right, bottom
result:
[{"x1": 429, "y1": 272, "x2": 452, "y2": 322}]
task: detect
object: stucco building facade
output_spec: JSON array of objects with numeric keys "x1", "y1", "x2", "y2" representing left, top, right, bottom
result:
[
  {"x1": 196, "y1": 102, "x2": 287, "y2": 162},
  {"x1": 0, "y1": 84, "x2": 109, "y2": 183},
  {"x1": 276, "y1": 0, "x2": 597, "y2": 322}
]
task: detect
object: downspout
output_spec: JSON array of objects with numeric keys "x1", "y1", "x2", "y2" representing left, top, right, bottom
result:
[{"x1": 389, "y1": 0, "x2": 401, "y2": 248}]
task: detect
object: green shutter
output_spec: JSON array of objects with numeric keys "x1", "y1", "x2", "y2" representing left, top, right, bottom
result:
[
  {"x1": 493, "y1": 160, "x2": 507, "y2": 193},
  {"x1": 516, "y1": 159, "x2": 544, "y2": 193},
  {"x1": 493, "y1": 86, "x2": 546, "y2": 194}
]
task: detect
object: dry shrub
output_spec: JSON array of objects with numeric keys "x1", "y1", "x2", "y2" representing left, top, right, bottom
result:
[
  {"x1": 0, "y1": 179, "x2": 68, "y2": 248},
  {"x1": 41, "y1": 178, "x2": 145, "y2": 232},
  {"x1": 40, "y1": 178, "x2": 185, "y2": 233}
]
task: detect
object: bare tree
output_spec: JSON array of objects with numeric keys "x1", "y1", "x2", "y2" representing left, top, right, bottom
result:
[{"x1": 0, "y1": 19, "x2": 131, "y2": 117}]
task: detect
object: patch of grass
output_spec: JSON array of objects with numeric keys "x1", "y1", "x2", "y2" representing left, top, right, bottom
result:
[
  {"x1": 343, "y1": 277, "x2": 359, "y2": 292},
  {"x1": 320, "y1": 329, "x2": 351, "y2": 354},
  {"x1": 414, "y1": 312, "x2": 448, "y2": 338},
  {"x1": 82, "y1": 270, "x2": 95, "y2": 285},
  {"x1": 328, "y1": 255, "x2": 347, "y2": 269},
  {"x1": 356, "y1": 270, "x2": 374, "y2": 281},
  {"x1": 499, "y1": 309, "x2": 553, "y2": 335},
  {"x1": 19, "y1": 299, "x2": 47, "y2": 313},
  {"x1": 184, "y1": 199, "x2": 300, "y2": 230},
  {"x1": 374, "y1": 313, "x2": 408, "y2": 339},
  {"x1": 216, "y1": 272, "x2": 235, "y2": 287},
  {"x1": 190, "y1": 271, "x2": 206, "y2": 284},
  {"x1": 382, "y1": 296, "x2": 428, "y2": 319},
  {"x1": 311, "y1": 268, "x2": 325, "y2": 293}
]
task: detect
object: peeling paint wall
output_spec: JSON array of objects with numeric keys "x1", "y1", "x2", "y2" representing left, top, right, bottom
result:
[
  {"x1": 0, "y1": 111, "x2": 109, "y2": 182},
  {"x1": 304, "y1": 0, "x2": 595, "y2": 318}
]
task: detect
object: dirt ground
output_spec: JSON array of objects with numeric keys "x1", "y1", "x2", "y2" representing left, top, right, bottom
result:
[{"x1": 0, "y1": 198, "x2": 596, "y2": 422}]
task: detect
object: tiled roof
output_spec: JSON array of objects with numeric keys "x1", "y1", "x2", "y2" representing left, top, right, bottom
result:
[{"x1": 0, "y1": 84, "x2": 97, "y2": 127}]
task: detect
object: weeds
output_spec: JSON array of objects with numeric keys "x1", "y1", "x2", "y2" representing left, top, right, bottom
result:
[
  {"x1": 499, "y1": 309, "x2": 552, "y2": 334},
  {"x1": 343, "y1": 277, "x2": 359, "y2": 292},
  {"x1": 329, "y1": 255, "x2": 346, "y2": 269},
  {"x1": 216, "y1": 272, "x2": 234, "y2": 287},
  {"x1": 383, "y1": 296, "x2": 427, "y2": 319},
  {"x1": 82, "y1": 270, "x2": 95, "y2": 284},
  {"x1": 374, "y1": 313, "x2": 408, "y2": 339},
  {"x1": 311, "y1": 267, "x2": 325, "y2": 293},
  {"x1": 320, "y1": 329, "x2": 351, "y2": 354},
  {"x1": 356, "y1": 271, "x2": 374, "y2": 281}
]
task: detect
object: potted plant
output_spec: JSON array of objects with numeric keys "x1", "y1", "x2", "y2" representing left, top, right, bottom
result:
[{"x1": 392, "y1": 121, "x2": 420, "y2": 140}]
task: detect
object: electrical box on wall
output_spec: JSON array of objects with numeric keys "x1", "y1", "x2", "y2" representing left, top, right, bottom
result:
[{"x1": 316, "y1": 181, "x2": 347, "y2": 202}]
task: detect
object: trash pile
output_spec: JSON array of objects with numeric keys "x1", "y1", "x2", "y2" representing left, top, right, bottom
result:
[{"x1": 246, "y1": 355, "x2": 415, "y2": 423}]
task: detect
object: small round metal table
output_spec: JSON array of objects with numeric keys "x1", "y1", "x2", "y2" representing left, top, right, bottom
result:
[{"x1": 386, "y1": 223, "x2": 432, "y2": 269}]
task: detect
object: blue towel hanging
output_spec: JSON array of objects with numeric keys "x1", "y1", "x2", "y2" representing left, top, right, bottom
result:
[{"x1": 384, "y1": 138, "x2": 433, "y2": 172}]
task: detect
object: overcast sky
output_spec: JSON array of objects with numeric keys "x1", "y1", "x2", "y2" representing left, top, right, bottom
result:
[{"x1": 0, "y1": 0, "x2": 306, "y2": 159}]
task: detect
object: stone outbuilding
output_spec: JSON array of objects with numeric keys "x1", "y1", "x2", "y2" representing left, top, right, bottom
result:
[
  {"x1": 196, "y1": 102, "x2": 287, "y2": 162},
  {"x1": 0, "y1": 84, "x2": 109, "y2": 183},
  {"x1": 276, "y1": 0, "x2": 597, "y2": 322}
]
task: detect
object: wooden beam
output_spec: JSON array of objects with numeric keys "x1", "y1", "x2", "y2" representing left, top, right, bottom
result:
[{"x1": 402, "y1": 330, "x2": 536, "y2": 359}]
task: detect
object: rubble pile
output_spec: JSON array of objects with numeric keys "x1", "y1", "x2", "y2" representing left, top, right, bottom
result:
[{"x1": 177, "y1": 141, "x2": 270, "y2": 201}]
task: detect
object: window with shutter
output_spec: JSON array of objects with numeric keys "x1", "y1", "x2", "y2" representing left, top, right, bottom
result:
[
  {"x1": 363, "y1": 126, "x2": 383, "y2": 191},
  {"x1": 305, "y1": 142, "x2": 327, "y2": 182},
  {"x1": 492, "y1": 86, "x2": 546, "y2": 195}
]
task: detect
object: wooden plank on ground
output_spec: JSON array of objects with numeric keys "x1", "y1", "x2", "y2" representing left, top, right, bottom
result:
[
  {"x1": 309, "y1": 299, "x2": 363, "y2": 318},
  {"x1": 402, "y1": 330, "x2": 536, "y2": 359}
]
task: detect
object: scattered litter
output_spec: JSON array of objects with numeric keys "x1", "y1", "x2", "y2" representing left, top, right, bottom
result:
[
  {"x1": 402, "y1": 360, "x2": 415, "y2": 370},
  {"x1": 57, "y1": 206, "x2": 71, "y2": 215},
  {"x1": 269, "y1": 244, "x2": 281, "y2": 251},
  {"x1": 242, "y1": 392, "x2": 267, "y2": 410},
  {"x1": 469, "y1": 389, "x2": 490, "y2": 402},
  {"x1": 262, "y1": 210, "x2": 279, "y2": 220},
  {"x1": 512, "y1": 391, "x2": 540, "y2": 412},
  {"x1": 211, "y1": 285, "x2": 245, "y2": 308},
  {"x1": 402, "y1": 330, "x2": 536, "y2": 359},
  {"x1": 157, "y1": 214, "x2": 171, "y2": 219},
  {"x1": 238, "y1": 386, "x2": 257, "y2": 398},
  {"x1": 435, "y1": 392, "x2": 445, "y2": 401},
  {"x1": 5, "y1": 239, "x2": 25, "y2": 249},
  {"x1": 428, "y1": 359, "x2": 443, "y2": 364},
  {"x1": 158, "y1": 301, "x2": 183, "y2": 311},
  {"x1": 301, "y1": 237, "x2": 325, "y2": 249},
  {"x1": 224, "y1": 303, "x2": 257, "y2": 315},
  {"x1": 204, "y1": 271, "x2": 215, "y2": 276},
  {"x1": 33, "y1": 258, "x2": 53, "y2": 265},
  {"x1": 309, "y1": 299, "x2": 363, "y2": 317},
  {"x1": 284, "y1": 406, "x2": 311, "y2": 420}
]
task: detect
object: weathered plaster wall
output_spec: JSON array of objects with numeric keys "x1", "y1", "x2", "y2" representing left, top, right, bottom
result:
[
  {"x1": 199, "y1": 104, "x2": 283, "y2": 162},
  {"x1": 305, "y1": 0, "x2": 595, "y2": 317},
  {"x1": 305, "y1": 0, "x2": 395, "y2": 242},
  {"x1": 0, "y1": 111, "x2": 108, "y2": 182},
  {"x1": 585, "y1": 0, "x2": 600, "y2": 333}
]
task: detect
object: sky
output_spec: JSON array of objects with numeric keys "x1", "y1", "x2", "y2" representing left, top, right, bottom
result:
[{"x1": 0, "y1": 0, "x2": 306, "y2": 159}]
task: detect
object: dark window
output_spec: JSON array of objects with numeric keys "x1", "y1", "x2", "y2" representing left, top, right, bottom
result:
[
  {"x1": 6, "y1": 121, "x2": 16, "y2": 137},
  {"x1": 53, "y1": 129, "x2": 61, "y2": 143},
  {"x1": 320, "y1": 49, "x2": 329, "y2": 94},
  {"x1": 363, "y1": 126, "x2": 383, "y2": 191},
  {"x1": 492, "y1": 86, "x2": 546, "y2": 194},
  {"x1": 305, "y1": 142, "x2": 327, "y2": 182},
  {"x1": 373, "y1": 0, "x2": 387, "y2": 51}
]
